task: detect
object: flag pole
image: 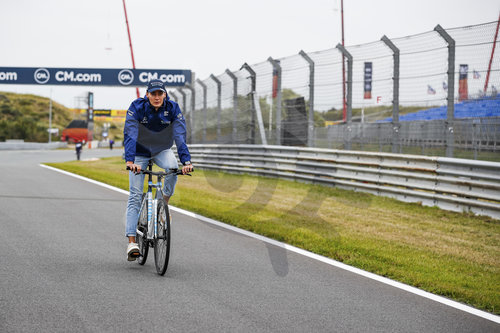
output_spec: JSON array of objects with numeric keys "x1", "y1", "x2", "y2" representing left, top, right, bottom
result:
[
  {"x1": 484, "y1": 13, "x2": 500, "y2": 94},
  {"x1": 122, "y1": 0, "x2": 140, "y2": 98},
  {"x1": 341, "y1": 0, "x2": 346, "y2": 122}
]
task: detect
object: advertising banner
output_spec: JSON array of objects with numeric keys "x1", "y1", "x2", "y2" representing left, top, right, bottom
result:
[
  {"x1": 459, "y1": 64, "x2": 468, "y2": 101},
  {"x1": 0, "y1": 67, "x2": 191, "y2": 87},
  {"x1": 364, "y1": 62, "x2": 372, "y2": 99},
  {"x1": 272, "y1": 67, "x2": 279, "y2": 98},
  {"x1": 94, "y1": 110, "x2": 112, "y2": 116}
]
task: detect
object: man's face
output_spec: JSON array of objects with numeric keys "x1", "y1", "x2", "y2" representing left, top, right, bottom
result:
[{"x1": 147, "y1": 90, "x2": 166, "y2": 108}]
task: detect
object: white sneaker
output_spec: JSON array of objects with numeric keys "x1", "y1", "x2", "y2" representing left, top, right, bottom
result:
[{"x1": 127, "y1": 242, "x2": 140, "y2": 261}]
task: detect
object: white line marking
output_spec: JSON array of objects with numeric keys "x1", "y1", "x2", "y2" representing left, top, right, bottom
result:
[
  {"x1": 40, "y1": 163, "x2": 500, "y2": 324},
  {"x1": 40, "y1": 164, "x2": 129, "y2": 195}
]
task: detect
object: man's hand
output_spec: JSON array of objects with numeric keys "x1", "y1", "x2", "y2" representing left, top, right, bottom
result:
[
  {"x1": 126, "y1": 161, "x2": 142, "y2": 174},
  {"x1": 182, "y1": 164, "x2": 193, "y2": 175}
]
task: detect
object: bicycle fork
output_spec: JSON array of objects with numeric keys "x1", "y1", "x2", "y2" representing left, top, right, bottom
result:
[{"x1": 136, "y1": 193, "x2": 153, "y2": 240}]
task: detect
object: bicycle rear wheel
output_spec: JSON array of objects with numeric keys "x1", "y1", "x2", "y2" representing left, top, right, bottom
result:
[
  {"x1": 154, "y1": 198, "x2": 171, "y2": 275},
  {"x1": 137, "y1": 194, "x2": 149, "y2": 265}
]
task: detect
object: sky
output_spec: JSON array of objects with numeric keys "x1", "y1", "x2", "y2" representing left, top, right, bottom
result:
[{"x1": 0, "y1": 0, "x2": 498, "y2": 110}]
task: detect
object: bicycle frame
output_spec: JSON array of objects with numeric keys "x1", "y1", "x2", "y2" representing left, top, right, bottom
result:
[
  {"x1": 136, "y1": 161, "x2": 165, "y2": 241},
  {"x1": 146, "y1": 180, "x2": 163, "y2": 241}
]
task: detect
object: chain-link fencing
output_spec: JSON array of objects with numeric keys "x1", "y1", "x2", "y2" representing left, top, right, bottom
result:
[{"x1": 171, "y1": 20, "x2": 500, "y2": 161}]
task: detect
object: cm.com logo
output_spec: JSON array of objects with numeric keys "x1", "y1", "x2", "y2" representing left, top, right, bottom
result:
[
  {"x1": 34, "y1": 68, "x2": 50, "y2": 84},
  {"x1": 139, "y1": 72, "x2": 186, "y2": 84},
  {"x1": 118, "y1": 69, "x2": 134, "y2": 85}
]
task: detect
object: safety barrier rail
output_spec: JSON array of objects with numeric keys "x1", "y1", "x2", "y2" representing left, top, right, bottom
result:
[
  {"x1": 0, "y1": 140, "x2": 67, "y2": 150},
  {"x1": 187, "y1": 144, "x2": 500, "y2": 219}
]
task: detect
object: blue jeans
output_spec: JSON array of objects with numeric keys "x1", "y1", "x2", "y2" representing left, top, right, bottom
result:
[{"x1": 125, "y1": 149, "x2": 178, "y2": 237}]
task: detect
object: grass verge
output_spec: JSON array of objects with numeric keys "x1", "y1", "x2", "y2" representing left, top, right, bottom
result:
[{"x1": 46, "y1": 156, "x2": 500, "y2": 314}]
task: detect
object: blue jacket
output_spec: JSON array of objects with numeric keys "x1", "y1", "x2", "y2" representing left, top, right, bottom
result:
[{"x1": 123, "y1": 94, "x2": 191, "y2": 164}]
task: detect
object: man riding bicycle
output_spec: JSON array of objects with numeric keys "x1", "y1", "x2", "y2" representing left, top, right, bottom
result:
[{"x1": 124, "y1": 79, "x2": 193, "y2": 261}]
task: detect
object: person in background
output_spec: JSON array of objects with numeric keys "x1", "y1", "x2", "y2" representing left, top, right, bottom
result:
[{"x1": 75, "y1": 141, "x2": 82, "y2": 160}]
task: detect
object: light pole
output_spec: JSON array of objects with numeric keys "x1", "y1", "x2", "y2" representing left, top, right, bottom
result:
[{"x1": 48, "y1": 88, "x2": 52, "y2": 143}]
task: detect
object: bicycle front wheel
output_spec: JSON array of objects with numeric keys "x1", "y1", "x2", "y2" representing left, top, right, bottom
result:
[
  {"x1": 137, "y1": 193, "x2": 149, "y2": 265},
  {"x1": 154, "y1": 198, "x2": 171, "y2": 275}
]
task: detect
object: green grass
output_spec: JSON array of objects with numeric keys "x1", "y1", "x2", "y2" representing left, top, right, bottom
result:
[
  {"x1": 46, "y1": 156, "x2": 500, "y2": 314},
  {"x1": 0, "y1": 91, "x2": 75, "y2": 142},
  {"x1": 0, "y1": 91, "x2": 125, "y2": 143}
]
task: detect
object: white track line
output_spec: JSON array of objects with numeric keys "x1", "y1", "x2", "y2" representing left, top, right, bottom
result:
[
  {"x1": 40, "y1": 164, "x2": 130, "y2": 195},
  {"x1": 40, "y1": 163, "x2": 500, "y2": 324}
]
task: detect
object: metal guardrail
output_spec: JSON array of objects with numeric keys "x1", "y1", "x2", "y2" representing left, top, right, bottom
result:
[
  {"x1": 187, "y1": 144, "x2": 500, "y2": 220},
  {"x1": 0, "y1": 140, "x2": 68, "y2": 150}
]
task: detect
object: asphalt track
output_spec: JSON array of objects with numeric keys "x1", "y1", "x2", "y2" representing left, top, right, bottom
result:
[{"x1": 0, "y1": 149, "x2": 499, "y2": 332}]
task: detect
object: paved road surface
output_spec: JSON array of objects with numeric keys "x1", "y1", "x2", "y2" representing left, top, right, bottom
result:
[{"x1": 0, "y1": 149, "x2": 498, "y2": 332}]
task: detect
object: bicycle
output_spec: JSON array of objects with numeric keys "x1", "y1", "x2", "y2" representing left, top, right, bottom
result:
[{"x1": 127, "y1": 160, "x2": 191, "y2": 275}]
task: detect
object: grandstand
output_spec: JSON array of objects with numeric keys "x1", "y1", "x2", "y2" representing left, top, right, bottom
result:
[{"x1": 378, "y1": 94, "x2": 500, "y2": 122}]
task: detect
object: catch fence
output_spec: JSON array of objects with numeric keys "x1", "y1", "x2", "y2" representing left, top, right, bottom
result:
[{"x1": 170, "y1": 20, "x2": 500, "y2": 161}]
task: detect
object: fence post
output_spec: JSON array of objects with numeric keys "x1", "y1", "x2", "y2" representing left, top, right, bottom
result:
[
  {"x1": 336, "y1": 44, "x2": 353, "y2": 150},
  {"x1": 225, "y1": 69, "x2": 238, "y2": 143},
  {"x1": 209, "y1": 74, "x2": 222, "y2": 142},
  {"x1": 184, "y1": 83, "x2": 195, "y2": 143},
  {"x1": 435, "y1": 24, "x2": 455, "y2": 158},
  {"x1": 267, "y1": 57, "x2": 282, "y2": 145},
  {"x1": 381, "y1": 35, "x2": 400, "y2": 154},
  {"x1": 175, "y1": 88, "x2": 188, "y2": 143},
  {"x1": 196, "y1": 79, "x2": 207, "y2": 143},
  {"x1": 241, "y1": 63, "x2": 256, "y2": 144},
  {"x1": 168, "y1": 90, "x2": 178, "y2": 103},
  {"x1": 176, "y1": 88, "x2": 186, "y2": 113},
  {"x1": 299, "y1": 50, "x2": 315, "y2": 148}
]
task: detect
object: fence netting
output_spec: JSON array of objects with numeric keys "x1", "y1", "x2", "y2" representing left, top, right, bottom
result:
[{"x1": 171, "y1": 20, "x2": 500, "y2": 161}]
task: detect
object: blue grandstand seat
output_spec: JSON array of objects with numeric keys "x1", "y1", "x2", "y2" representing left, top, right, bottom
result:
[{"x1": 377, "y1": 94, "x2": 500, "y2": 122}]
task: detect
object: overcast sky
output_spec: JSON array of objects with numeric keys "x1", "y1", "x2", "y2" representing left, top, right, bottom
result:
[{"x1": 0, "y1": 0, "x2": 498, "y2": 110}]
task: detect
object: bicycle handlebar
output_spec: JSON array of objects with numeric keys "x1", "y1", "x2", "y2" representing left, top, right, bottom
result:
[{"x1": 126, "y1": 166, "x2": 193, "y2": 176}]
